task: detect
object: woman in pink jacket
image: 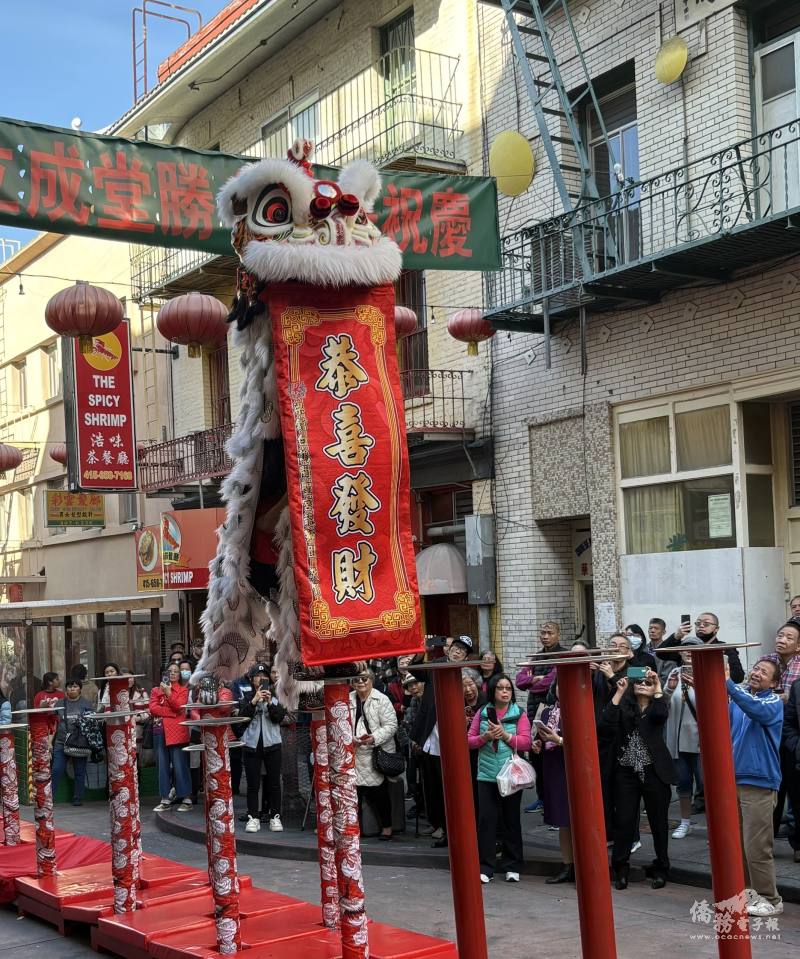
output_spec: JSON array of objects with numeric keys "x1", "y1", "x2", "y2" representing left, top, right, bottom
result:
[{"x1": 148, "y1": 662, "x2": 192, "y2": 812}]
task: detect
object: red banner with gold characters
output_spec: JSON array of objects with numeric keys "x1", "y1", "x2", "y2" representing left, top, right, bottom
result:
[
  {"x1": 269, "y1": 281, "x2": 422, "y2": 666},
  {"x1": 69, "y1": 319, "x2": 137, "y2": 491}
]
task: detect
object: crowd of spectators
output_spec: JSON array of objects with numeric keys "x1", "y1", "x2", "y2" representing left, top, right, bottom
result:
[{"x1": 19, "y1": 604, "x2": 800, "y2": 918}]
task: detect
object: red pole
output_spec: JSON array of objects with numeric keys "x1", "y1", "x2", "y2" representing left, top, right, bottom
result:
[
  {"x1": 324, "y1": 681, "x2": 368, "y2": 959},
  {"x1": 201, "y1": 723, "x2": 241, "y2": 954},
  {"x1": 691, "y1": 651, "x2": 752, "y2": 958},
  {"x1": 109, "y1": 677, "x2": 141, "y2": 893},
  {"x1": 556, "y1": 663, "x2": 617, "y2": 959},
  {"x1": 29, "y1": 714, "x2": 56, "y2": 877},
  {"x1": 311, "y1": 714, "x2": 340, "y2": 929},
  {"x1": 104, "y1": 678, "x2": 138, "y2": 913},
  {"x1": 0, "y1": 726, "x2": 21, "y2": 845},
  {"x1": 433, "y1": 667, "x2": 487, "y2": 959}
]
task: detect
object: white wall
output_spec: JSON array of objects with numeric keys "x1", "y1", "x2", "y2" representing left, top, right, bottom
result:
[{"x1": 620, "y1": 547, "x2": 785, "y2": 667}]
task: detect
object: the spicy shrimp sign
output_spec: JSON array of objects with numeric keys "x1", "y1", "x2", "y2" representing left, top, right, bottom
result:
[{"x1": 63, "y1": 319, "x2": 138, "y2": 492}]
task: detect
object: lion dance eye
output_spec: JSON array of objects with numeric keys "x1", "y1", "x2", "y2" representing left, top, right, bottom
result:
[{"x1": 252, "y1": 185, "x2": 292, "y2": 228}]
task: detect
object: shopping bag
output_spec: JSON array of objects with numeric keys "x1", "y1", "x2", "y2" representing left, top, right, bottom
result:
[{"x1": 496, "y1": 753, "x2": 536, "y2": 797}]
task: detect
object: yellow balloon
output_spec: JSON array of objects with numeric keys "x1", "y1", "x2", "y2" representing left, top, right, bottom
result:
[
  {"x1": 654, "y1": 36, "x2": 688, "y2": 85},
  {"x1": 489, "y1": 131, "x2": 535, "y2": 197}
]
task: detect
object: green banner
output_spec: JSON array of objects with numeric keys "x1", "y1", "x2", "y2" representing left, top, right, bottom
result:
[{"x1": 0, "y1": 117, "x2": 500, "y2": 271}]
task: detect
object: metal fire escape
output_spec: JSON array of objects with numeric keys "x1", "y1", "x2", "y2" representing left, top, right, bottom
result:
[{"x1": 483, "y1": 0, "x2": 623, "y2": 367}]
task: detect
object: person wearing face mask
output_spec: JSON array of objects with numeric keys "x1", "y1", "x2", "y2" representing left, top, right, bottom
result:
[
  {"x1": 624, "y1": 625, "x2": 657, "y2": 672},
  {"x1": 658, "y1": 612, "x2": 745, "y2": 683},
  {"x1": 148, "y1": 662, "x2": 192, "y2": 812}
]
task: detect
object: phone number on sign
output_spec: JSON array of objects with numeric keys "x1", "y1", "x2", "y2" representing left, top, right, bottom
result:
[
  {"x1": 139, "y1": 578, "x2": 162, "y2": 590},
  {"x1": 82, "y1": 469, "x2": 134, "y2": 481}
]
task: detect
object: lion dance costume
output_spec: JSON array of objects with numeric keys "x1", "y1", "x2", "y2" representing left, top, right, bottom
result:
[{"x1": 196, "y1": 140, "x2": 423, "y2": 956}]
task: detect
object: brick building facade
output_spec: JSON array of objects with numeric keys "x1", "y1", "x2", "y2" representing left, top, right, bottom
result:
[{"x1": 480, "y1": 0, "x2": 800, "y2": 668}]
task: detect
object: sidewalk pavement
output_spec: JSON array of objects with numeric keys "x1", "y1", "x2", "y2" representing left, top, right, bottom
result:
[{"x1": 150, "y1": 788, "x2": 800, "y2": 903}]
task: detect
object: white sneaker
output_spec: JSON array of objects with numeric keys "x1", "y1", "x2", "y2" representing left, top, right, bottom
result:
[
  {"x1": 505, "y1": 871, "x2": 520, "y2": 883},
  {"x1": 480, "y1": 873, "x2": 492, "y2": 884},
  {"x1": 269, "y1": 815, "x2": 283, "y2": 832},
  {"x1": 245, "y1": 816, "x2": 260, "y2": 833},
  {"x1": 630, "y1": 841, "x2": 642, "y2": 854},
  {"x1": 168, "y1": 788, "x2": 176, "y2": 801},
  {"x1": 431, "y1": 827, "x2": 444, "y2": 840},
  {"x1": 672, "y1": 822, "x2": 692, "y2": 839},
  {"x1": 153, "y1": 800, "x2": 171, "y2": 812},
  {"x1": 748, "y1": 899, "x2": 783, "y2": 917}
]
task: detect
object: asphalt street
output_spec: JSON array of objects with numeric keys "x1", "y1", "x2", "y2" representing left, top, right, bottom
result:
[{"x1": 3, "y1": 803, "x2": 798, "y2": 958}]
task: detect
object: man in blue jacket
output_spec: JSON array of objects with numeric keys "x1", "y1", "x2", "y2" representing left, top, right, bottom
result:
[{"x1": 727, "y1": 657, "x2": 783, "y2": 918}]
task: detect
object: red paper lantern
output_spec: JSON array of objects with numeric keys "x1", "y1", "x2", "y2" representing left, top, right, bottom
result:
[
  {"x1": 157, "y1": 292, "x2": 229, "y2": 358},
  {"x1": 49, "y1": 444, "x2": 67, "y2": 465},
  {"x1": 394, "y1": 306, "x2": 418, "y2": 340},
  {"x1": 45, "y1": 282, "x2": 124, "y2": 355},
  {"x1": 0, "y1": 444, "x2": 22, "y2": 479},
  {"x1": 447, "y1": 308, "x2": 495, "y2": 356}
]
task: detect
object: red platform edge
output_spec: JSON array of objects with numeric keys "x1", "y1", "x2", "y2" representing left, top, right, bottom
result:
[{"x1": 12, "y1": 834, "x2": 456, "y2": 959}]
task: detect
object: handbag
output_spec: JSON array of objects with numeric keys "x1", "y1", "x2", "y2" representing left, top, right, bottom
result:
[
  {"x1": 361, "y1": 708, "x2": 405, "y2": 778},
  {"x1": 63, "y1": 724, "x2": 92, "y2": 758},
  {"x1": 496, "y1": 753, "x2": 536, "y2": 797}
]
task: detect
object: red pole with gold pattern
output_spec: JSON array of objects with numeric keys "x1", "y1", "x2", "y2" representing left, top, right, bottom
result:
[
  {"x1": 108, "y1": 676, "x2": 143, "y2": 889},
  {"x1": 89, "y1": 673, "x2": 145, "y2": 914},
  {"x1": 324, "y1": 680, "x2": 368, "y2": 958},
  {"x1": 0, "y1": 724, "x2": 25, "y2": 845},
  {"x1": 312, "y1": 713, "x2": 339, "y2": 929},
  {"x1": 14, "y1": 707, "x2": 61, "y2": 877},
  {"x1": 184, "y1": 708, "x2": 245, "y2": 956}
]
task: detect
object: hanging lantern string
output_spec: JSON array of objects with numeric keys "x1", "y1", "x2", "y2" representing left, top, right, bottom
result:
[{"x1": 0, "y1": 269, "x2": 485, "y2": 315}]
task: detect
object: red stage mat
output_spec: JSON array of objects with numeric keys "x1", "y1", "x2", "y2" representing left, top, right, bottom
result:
[
  {"x1": 16, "y1": 854, "x2": 212, "y2": 927},
  {"x1": 94, "y1": 886, "x2": 301, "y2": 953},
  {"x1": 268, "y1": 281, "x2": 422, "y2": 665},
  {"x1": 0, "y1": 831, "x2": 107, "y2": 903},
  {"x1": 148, "y1": 904, "x2": 323, "y2": 959},
  {"x1": 0, "y1": 820, "x2": 50, "y2": 845}
]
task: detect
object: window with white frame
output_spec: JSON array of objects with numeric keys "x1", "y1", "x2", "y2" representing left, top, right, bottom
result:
[
  {"x1": 12, "y1": 360, "x2": 27, "y2": 410},
  {"x1": 45, "y1": 343, "x2": 60, "y2": 400},
  {"x1": 118, "y1": 492, "x2": 138, "y2": 525},
  {"x1": 616, "y1": 396, "x2": 775, "y2": 554},
  {"x1": 262, "y1": 93, "x2": 319, "y2": 159},
  {"x1": 17, "y1": 486, "x2": 34, "y2": 541}
]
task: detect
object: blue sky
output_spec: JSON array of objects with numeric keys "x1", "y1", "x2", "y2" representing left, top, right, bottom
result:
[{"x1": 0, "y1": 0, "x2": 228, "y2": 253}]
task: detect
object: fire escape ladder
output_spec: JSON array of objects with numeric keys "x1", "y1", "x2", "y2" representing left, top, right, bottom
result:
[{"x1": 487, "y1": 0, "x2": 623, "y2": 339}]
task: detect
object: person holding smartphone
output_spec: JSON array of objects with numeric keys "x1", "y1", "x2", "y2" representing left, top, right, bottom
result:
[
  {"x1": 238, "y1": 662, "x2": 286, "y2": 834},
  {"x1": 148, "y1": 662, "x2": 192, "y2": 812},
  {"x1": 468, "y1": 673, "x2": 532, "y2": 884},
  {"x1": 663, "y1": 638, "x2": 703, "y2": 839},
  {"x1": 600, "y1": 669, "x2": 677, "y2": 890},
  {"x1": 657, "y1": 612, "x2": 744, "y2": 683}
]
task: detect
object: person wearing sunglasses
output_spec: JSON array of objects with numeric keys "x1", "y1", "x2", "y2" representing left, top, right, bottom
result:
[
  {"x1": 657, "y1": 612, "x2": 745, "y2": 683},
  {"x1": 600, "y1": 669, "x2": 677, "y2": 891}
]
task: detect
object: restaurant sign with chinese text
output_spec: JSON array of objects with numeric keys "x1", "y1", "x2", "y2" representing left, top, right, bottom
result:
[
  {"x1": 63, "y1": 320, "x2": 138, "y2": 492},
  {"x1": 0, "y1": 116, "x2": 500, "y2": 272},
  {"x1": 45, "y1": 490, "x2": 105, "y2": 528},
  {"x1": 268, "y1": 281, "x2": 422, "y2": 666}
]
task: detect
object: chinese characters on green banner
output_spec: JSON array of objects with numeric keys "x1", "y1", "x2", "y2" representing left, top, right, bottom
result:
[{"x1": 0, "y1": 117, "x2": 500, "y2": 271}]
